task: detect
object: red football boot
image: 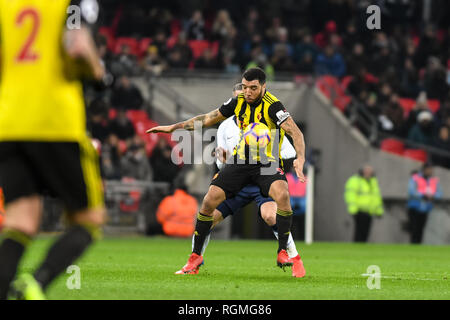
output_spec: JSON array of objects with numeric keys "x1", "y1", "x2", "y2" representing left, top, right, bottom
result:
[
  {"x1": 277, "y1": 249, "x2": 293, "y2": 270},
  {"x1": 175, "y1": 253, "x2": 204, "y2": 275},
  {"x1": 291, "y1": 255, "x2": 306, "y2": 278}
]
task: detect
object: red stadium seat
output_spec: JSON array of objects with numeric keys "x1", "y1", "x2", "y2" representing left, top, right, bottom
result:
[
  {"x1": 380, "y1": 138, "x2": 405, "y2": 155},
  {"x1": 398, "y1": 98, "x2": 416, "y2": 117},
  {"x1": 108, "y1": 108, "x2": 117, "y2": 120},
  {"x1": 403, "y1": 149, "x2": 428, "y2": 163},
  {"x1": 427, "y1": 100, "x2": 440, "y2": 113},
  {"x1": 333, "y1": 95, "x2": 352, "y2": 112},
  {"x1": 114, "y1": 37, "x2": 139, "y2": 56},
  {"x1": 98, "y1": 26, "x2": 115, "y2": 51},
  {"x1": 127, "y1": 110, "x2": 149, "y2": 123},
  {"x1": 340, "y1": 75, "x2": 353, "y2": 91},
  {"x1": 188, "y1": 40, "x2": 210, "y2": 59}
]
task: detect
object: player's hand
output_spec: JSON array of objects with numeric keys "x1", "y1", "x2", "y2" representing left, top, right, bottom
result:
[
  {"x1": 293, "y1": 158, "x2": 306, "y2": 183},
  {"x1": 215, "y1": 147, "x2": 228, "y2": 163},
  {"x1": 146, "y1": 125, "x2": 175, "y2": 134}
]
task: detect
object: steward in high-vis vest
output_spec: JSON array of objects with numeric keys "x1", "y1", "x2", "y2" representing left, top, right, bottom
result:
[
  {"x1": 344, "y1": 165, "x2": 384, "y2": 242},
  {"x1": 407, "y1": 163, "x2": 442, "y2": 244}
]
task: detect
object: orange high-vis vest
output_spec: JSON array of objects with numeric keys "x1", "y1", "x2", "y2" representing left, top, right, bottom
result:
[
  {"x1": 412, "y1": 174, "x2": 439, "y2": 195},
  {"x1": 156, "y1": 189, "x2": 198, "y2": 237},
  {"x1": 286, "y1": 173, "x2": 306, "y2": 197}
]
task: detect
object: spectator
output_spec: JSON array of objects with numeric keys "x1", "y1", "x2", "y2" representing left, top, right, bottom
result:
[
  {"x1": 109, "y1": 108, "x2": 136, "y2": 142},
  {"x1": 314, "y1": 20, "x2": 341, "y2": 49},
  {"x1": 150, "y1": 137, "x2": 180, "y2": 185},
  {"x1": 120, "y1": 138, "x2": 153, "y2": 181},
  {"x1": 402, "y1": 91, "x2": 432, "y2": 136},
  {"x1": 168, "y1": 32, "x2": 193, "y2": 68},
  {"x1": 315, "y1": 45, "x2": 346, "y2": 78},
  {"x1": 101, "y1": 134, "x2": 122, "y2": 180},
  {"x1": 110, "y1": 44, "x2": 140, "y2": 76},
  {"x1": 432, "y1": 126, "x2": 450, "y2": 168},
  {"x1": 111, "y1": 76, "x2": 144, "y2": 110},
  {"x1": 345, "y1": 43, "x2": 367, "y2": 76},
  {"x1": 400, "y1": 58, "x2": 421, "y2": 98},
  {"x1": 141, "y1": 45, "x2": 167, "y2": 76},
  {"x1": 265, "y1": 17, "x2": 285, "y2": 43},
  {"x1": 211, "y1": 9, "x2": 234, "y2": 42},
  {"x1": 423, "y1": 56, "x2": 449, "y2": 102},
  {"x1": 379, "y1": 94, "x2": 405, "y2": 136},
  {"x1": 152, "y1": 29, "x2": 169, "y2": 58},
  {"x1": 296, "y1": 51, "x2": 315, "y2": 74},
  {"x1": 407, "y1": 163, "x2": 443, "y2": 244},
  {"x1": 344, "y1": 165, "x2": 384, "y2": 243},
  {"x1": 186, "y1": 10, "x2": 205, "y2": 40},
  {"x1": 88, "y1": 99, "x2": 110, "y2": 143},
  {"x1": 148, "y1": 181, "x2": 198, "y2": 237},
  {"x1": 246, "y1": 46, "x2": 274, "y2": 81},
  {"x1": 407, "y1": 110, "x2": 435, "y2": 146},
  {"x1": 194, "y1": 48, "x2": 218, "y2": 70},
  {"x1": 294, "y1": 31, "x2": 319, "y2": 67}
]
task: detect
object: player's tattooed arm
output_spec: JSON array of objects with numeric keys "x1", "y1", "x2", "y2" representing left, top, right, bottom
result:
[
  {"x1": 280, "y1": 117, "x2": 306, "y2": 182},
  {"x1": 146, "y1": 109, "x2": 226, "y2": 133}
]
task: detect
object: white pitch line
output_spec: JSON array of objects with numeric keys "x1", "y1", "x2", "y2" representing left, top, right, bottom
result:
[{"x1": 360, "y1": 274, "x2": 445, "y2": 281}]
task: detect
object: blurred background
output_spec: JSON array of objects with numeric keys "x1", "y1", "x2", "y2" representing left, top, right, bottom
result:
[{"x1": 30, "y1": 0, "x2": 450, "y2": 244}]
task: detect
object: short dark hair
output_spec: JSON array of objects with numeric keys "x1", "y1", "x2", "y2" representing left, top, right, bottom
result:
[{"x1": 242, "y1": 67, "x2": 266, "y2": 84}]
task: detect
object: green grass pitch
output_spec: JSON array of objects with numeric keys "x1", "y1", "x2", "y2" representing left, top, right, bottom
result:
[{"x1": 17, "y1": 236, "x2": 450, "y2": 300}]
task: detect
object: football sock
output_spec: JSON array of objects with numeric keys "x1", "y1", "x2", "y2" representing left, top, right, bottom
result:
[
  {"x1": 276, "y1": 209, "x2": 293, "y2": 253},
  {"x1": 0, "y1": 228, "x2": 32, "y2": 300},
  {"x1": 192, "y1": 212, "x2": 213, "y2": 255},
  {"x1": 271, "y1": 225, "x2": 299, "y2": 258},
  {"x1": 192, "y1": 233, "x2": 210, "y2": 256},
  {"x1": 34, "y1": 224, "x2": 97, "y2": 290}
]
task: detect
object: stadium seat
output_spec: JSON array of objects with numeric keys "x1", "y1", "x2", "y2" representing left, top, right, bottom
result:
[
  {"x1": 403, "y1": 149, "x2": 428, "y2": 163},
  {"x1": 114, "y1": 37, "x2": 139, "y2": 56},
  {"x1": 398, "y1": 98, "x2": 416, "y2": 117},
  {"x1": 380, "y1": 138, "x2": 405, "y2": 155},
  {"x1": 127, "y1": 110, "x2": 149, "y2": 123},
  {"x1": 340, "y1": 75, "x2": 354, "y2": 91},
  {"x1": 427, "y1": 99, "x2": 440, "y2": 113},
  {"x1": 188, "y1": 40, "x2": 210, "y2": 59},
  {"x1": 108, "y1": 108, "x2": 117, "y2": 119},
  {"x1": 98, "y1": 26, "x2": 116, "y2": 51}
]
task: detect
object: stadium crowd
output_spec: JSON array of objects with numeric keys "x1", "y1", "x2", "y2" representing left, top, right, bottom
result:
[{"x1": 89, "y1": 0, "x2": 450, "y2": 172}]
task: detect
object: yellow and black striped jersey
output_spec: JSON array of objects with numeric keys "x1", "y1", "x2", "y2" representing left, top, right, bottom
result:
[
  {"x1": 219, "y1": 90, "x2": 291, "y2": 164},
  {"x1": 0, "y1": 0, "x2": 98, "y2": 142}
]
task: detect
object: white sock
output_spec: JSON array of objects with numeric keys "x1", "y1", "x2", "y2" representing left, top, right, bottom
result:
[
  {"x1": 272, "y1": 229, "x2": 299, "y2": 258},
  {"x1": 192, "y1": 233, "x2": 210, "y2": 256}
]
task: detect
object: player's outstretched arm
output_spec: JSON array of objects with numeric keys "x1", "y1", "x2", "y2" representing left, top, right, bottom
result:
[
  {"x1": 280, "y1": 117, "x2": 306, "y2": 182},
  {"x1": 146, "y1": 108, "x2": 226, "y2": 134},
  {"x1": 64, "y1": 25, "x2": 105, "y2": 80}
]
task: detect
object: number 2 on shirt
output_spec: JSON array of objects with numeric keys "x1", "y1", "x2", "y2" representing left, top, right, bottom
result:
[{"x1": 15, "y1": 8, "x2": 40, "y2": 63}]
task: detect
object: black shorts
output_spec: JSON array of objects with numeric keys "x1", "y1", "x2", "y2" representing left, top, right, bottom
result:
[
  {"x1": 0, "y1": 140, "x2": 104, "y2": 213},
  {"x1": 210, "y1": 163, "x2": 287, "y2": 199}
]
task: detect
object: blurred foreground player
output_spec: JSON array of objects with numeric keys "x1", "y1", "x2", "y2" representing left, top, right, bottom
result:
[
  {"x1": 147, "y1": 67, "x2": 306, "y2": 275},
  {"x1": 0, "y1": 0, "x2": 105, "y2": 299}
]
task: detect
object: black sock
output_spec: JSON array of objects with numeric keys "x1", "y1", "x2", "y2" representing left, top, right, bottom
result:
[
  {"x1": 192, "y1": 213, "x2": 213, "y2": 255},
  {"x1": 0, "y1": 229, "x2": 31, "y2": 300},
  {"x1": 276, "y1": 209, "x2": 293, "y2": 253},
  {"x1": 34, "y1": 225, "x2": 93, "y2": 290}
]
